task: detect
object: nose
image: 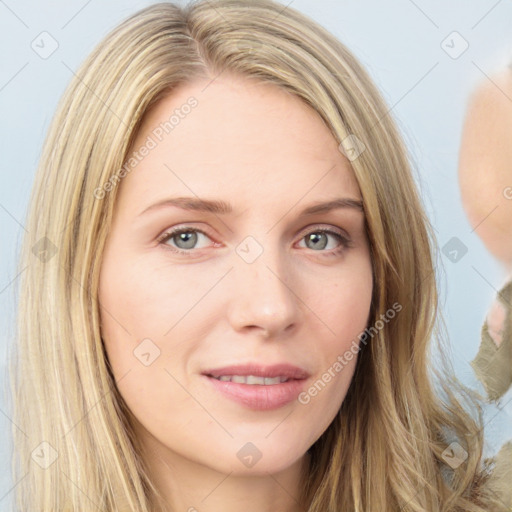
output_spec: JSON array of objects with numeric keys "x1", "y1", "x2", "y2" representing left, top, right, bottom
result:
[{"x1": 226, "y1": 247, "x2": 299, "y2": 339}]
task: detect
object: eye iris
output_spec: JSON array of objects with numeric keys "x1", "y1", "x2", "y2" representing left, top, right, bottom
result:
[
  {"x1": 174, "y1": 231, "x2": 197, "y2": 249},
  {"x1": 306, "y1": 232, "x2": 328, "y2": 250}
]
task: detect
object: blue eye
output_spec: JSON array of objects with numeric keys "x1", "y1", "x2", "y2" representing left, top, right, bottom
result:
[
  {"x1": 157, "y1": 226, "x2": 352, "y2": 257},
  {"x1": 158, "y1": 228, "x2": 212, "y2": 254},
  {"x1": 297, "y1": 228, "x2": 352, "y2": 255}
]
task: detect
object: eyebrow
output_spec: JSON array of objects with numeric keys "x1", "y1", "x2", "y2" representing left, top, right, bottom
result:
[{"x1": 137, "y1": 196, "x2": 364, "y2": 217}]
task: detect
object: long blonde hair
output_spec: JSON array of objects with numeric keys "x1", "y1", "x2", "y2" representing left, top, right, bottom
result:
[{"x1": 10, "y1": 1, "x2": 504, "y2": 510}]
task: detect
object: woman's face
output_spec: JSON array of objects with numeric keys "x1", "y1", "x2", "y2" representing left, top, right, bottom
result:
[{"x1": 98, "y1": 75, "x2": 373, "y2": 478}]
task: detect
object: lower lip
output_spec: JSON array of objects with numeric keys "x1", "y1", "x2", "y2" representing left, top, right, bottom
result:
[{"x1": 203, "y1": 375, "x2": 307, "y2": 410}]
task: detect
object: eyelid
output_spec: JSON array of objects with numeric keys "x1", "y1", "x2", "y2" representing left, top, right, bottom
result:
[{"x1": 296, "y1": 223, "x2": 349, "y2": 240}]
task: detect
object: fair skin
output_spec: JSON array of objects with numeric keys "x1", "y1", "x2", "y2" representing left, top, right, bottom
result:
[
  {"x1": 98, "y1": 75, "x2": 373, "y2": 512},
  {"x1": 458, "y1": 68, "x2": 512, "y2": 274}
]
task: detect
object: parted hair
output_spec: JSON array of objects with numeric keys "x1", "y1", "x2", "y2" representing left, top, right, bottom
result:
[{"x1": 10, "y1": 1, "x2": 504, "y2": 510}]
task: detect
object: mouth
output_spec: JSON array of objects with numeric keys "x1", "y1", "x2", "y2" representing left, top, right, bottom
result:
[
  {"x1": 208, "y1": 375, "x2": 290, "y2": 385},
  {"x1": 201, "y1": 363, "x2": 310, "y2": 410},
  {"x1": 202, "y1": 363, "x2": 310, "y2": 380}
]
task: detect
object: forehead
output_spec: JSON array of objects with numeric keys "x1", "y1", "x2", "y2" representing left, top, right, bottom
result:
[{"x1": 118, "y1": 75, "x2": 361, "y2": 214}]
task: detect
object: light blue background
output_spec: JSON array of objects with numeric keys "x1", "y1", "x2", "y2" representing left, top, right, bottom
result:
[{"x1": 1, "y1": 0, "x2": 512, "y2": 508}]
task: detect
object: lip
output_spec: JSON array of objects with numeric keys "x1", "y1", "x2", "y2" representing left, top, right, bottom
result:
[
  {"x1": 202, "y1": 363, "x2": 310, "y2": 380},
  {"x1": 201, "y1": 363, "x2": 310, "y2": 411}
]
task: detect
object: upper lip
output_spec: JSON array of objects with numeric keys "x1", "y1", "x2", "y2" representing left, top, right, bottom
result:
[{"x1": 202, "y1": 363, "x2": 310, "y2": 380}]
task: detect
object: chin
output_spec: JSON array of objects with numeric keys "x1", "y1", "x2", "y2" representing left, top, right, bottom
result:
[{"x1": 219, "y1": 443, "x2": 308, "y2": 476}]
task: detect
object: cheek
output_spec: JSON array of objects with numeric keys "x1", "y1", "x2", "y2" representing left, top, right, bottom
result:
[
  {"x1": 98, "y1": 254, "x2": 202, "y2": 346},
  {"x1": 97, "y1": 255, "x2": 199, "y2": 431},
  {"x1": 97, "y1": 251, "x2": 169, "y2": 380},
  {"x1": 98, "y1": 252, "x2": 221, "y2": 409},
  {"x1": 99, "y1": 259, "x2": 166, "y2": 330},
  {"x1": 312, "y1": 255, "x2": 373, "y2": 344},
  {"x1": 299, "y1": 257, "x2": 372, "y2": 412},
  {"x1": 116, "y1": 369, "x2": 193, "y2": 433}
]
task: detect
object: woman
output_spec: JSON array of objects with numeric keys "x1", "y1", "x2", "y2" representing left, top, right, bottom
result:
[{"x1": 10, "y1": 0, "x2": 504, "y2": 510}]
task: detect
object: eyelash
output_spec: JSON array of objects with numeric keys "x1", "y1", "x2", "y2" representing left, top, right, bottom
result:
[{"x1": 156, "y1": 225, "x2": 353, "y2": 258}]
